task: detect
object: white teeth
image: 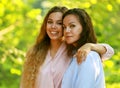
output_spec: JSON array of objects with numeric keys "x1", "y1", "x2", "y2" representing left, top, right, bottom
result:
[{"x1": 51, "y1": 32, "x2": 57, "y2": 34}]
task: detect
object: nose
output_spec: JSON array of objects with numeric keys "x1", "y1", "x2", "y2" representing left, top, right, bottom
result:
[
  {"x1": 51, "y1": 23, "x2": 56, "y2": 28},
  {"x1": 65, "y1": 27, "x2": 71, "y2": 32}
]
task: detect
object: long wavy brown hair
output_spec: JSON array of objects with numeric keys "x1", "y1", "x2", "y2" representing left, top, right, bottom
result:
[
  {"x1": 20, "y1": 6, "x2": 68, "y2": 88},
  {"x1": 62, "y1": 8, "x2": 97, "y2": 57}
]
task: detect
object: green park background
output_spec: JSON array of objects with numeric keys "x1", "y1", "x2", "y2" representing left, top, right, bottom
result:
[{"x1": 0, "y1": 0, "x2": 120, "y2": 88}]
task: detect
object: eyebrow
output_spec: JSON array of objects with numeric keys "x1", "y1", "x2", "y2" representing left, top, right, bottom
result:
[
  {"x1": 63, "y1": 22, "x2": 75, "y2": 25},
  {"x1": 69, "y1": 21, "x2": 75, "y2": 23},
  {"x1": 48, "y1": 18, "x2": 62, "y2": 22}
]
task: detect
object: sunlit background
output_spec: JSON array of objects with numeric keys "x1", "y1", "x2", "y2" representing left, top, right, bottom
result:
[{"x1": 0, "y1": 0, "x2": 120, "y2": 88}]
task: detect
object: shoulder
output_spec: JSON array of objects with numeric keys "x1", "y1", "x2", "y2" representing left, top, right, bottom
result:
[
  {"x1": 87, "y1": 51, "x2": 100, "y2": 58},
  {"x1": 70, "y1": 51, "x2": 101, "y2": 67},
  {"x1": 89, "y1": 51, "x2": 99, "y2": 55},
  {"x1": 80, "y1": 51, "x2": 101, "y2": 66}
]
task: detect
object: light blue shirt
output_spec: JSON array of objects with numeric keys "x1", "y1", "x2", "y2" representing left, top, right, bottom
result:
[{"x1": 61, "y1": 51, "x2": 105, "y2": 88}]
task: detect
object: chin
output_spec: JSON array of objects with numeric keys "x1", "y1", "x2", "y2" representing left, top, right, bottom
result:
[{"x1": 66, "y1": 41, "x2": 73, "y2": 44}]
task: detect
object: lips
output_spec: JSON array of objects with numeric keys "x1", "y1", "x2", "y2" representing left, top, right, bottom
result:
[
  {"x1": 50, "y1": 31, "x2": 58, "y2": 35},
  {"x1": 65, "y1": 35, "x2": 72, "y2": 37},
  {"x1": 65, "y1": 35, "x2": 73, "y2": 39}
]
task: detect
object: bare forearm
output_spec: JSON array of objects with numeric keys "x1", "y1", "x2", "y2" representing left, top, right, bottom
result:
[
  {"x1": 89, "y1": 43, "x2": 107, "y2": 56},
  {"x1": 76, "y1": 43, "x2": 114, "y2": 64}
]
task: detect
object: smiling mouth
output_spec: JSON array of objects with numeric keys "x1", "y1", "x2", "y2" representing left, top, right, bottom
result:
[{"x1": 51, "y1": 31, "x2": 58, "y2": 35}]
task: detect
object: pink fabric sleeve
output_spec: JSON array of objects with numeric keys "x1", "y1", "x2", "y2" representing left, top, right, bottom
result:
[{"x1": 100, "y1": 44, "x2": 114, "y2": 60}]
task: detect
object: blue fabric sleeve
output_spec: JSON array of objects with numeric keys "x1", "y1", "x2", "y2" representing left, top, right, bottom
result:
[
  {"x1": 61, "y1": 51, "x2": 105, "y2": 88},
  {"x1": 75, "y1": 51, "x2": 105, "y2": 88}
]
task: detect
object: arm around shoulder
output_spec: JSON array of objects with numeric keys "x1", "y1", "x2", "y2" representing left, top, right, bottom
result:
[{"x1": 90, "y1": 43, "x2": 114, "y2": 60}]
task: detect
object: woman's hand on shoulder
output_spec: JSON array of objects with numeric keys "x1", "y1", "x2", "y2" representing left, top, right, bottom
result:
[{"x1": 75, "y1": 43, "x2": 92, "y2": 64}]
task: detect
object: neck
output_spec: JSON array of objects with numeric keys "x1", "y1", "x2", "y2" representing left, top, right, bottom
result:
[{"x1": 50, "y1": 39, "x2": 62, "y2": 58}]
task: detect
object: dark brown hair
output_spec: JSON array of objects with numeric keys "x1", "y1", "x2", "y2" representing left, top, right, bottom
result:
[
  {"x1": 62, "y1": 8, "x2": 97, "y2": 56},
  {"x1": 20, "y1": 6, "x2": 68, "y2": 88}
]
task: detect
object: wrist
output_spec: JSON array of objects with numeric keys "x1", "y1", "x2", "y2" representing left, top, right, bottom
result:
[{"x1": 86, "y1": 43, "x2": 94, "y2": 50}]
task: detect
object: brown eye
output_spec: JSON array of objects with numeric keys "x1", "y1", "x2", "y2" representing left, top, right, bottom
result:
[
  {"x1": 70, "y1": 24, "x2": 75, "y2": 28},
  {"x1": 57, "y1": 22, "x2": 62, "y2": 25},
  {"x1": 47, "y1": 20, "x2": 53, "y2": 24}
]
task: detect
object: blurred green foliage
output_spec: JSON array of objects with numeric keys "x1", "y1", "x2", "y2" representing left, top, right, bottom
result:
[{"x1": 0, "y1": 0, "x2": 120, "y2": 88}]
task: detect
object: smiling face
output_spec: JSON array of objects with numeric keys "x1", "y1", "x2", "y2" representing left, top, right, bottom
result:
[
  {"x1": 46, "y1": 12, "x2": 63, "y2": 40},
  {"x1": 63, "y1": 14, "x2": 83, "y2": 45}
]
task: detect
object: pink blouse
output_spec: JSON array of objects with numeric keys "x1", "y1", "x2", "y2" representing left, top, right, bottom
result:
[
  {"x1": 35, "y1": 43, "x2": 114, "y2": 88},
  {"x1": 35, "y1": 43, "x2": 71, "y2": 88}
]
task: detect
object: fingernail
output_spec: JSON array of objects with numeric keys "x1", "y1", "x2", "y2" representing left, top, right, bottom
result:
[{"x1": 73, "y1": 54, "x2": 76, "y2": 57}]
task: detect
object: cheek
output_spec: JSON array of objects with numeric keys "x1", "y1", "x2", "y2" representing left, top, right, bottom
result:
[
  {"x1": 74, "y1": 28, "x2": 82, "y2": 39},
  {"x1": 59, "y1": 27, "x2": 63, "y2": 34},
  {"x1": 60, "y1": 30, "x2": 63, "y2": 37},
  {"x1": 78, "y1": 29, "x2": 82, "y2": 35}
]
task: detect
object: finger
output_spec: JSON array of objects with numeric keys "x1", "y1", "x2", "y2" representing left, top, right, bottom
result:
[
  {"x1": 73, "y1": 53, "x2": 77, "y2": 57},
  {"x1": 77, "y1": 53, "x2": 83, "y2": 64},
  {"x1": 80, "y1": 50, "x2": 88, "y2": 60},
  {"x1": 77, "y1": 49, "x2": 82, "y2": 55},
  {"x1": 83, "y1": 53, "x2": 87, "y2": 61},
  {"x1": 77, "y1": 48, "x2": 81, "y2": 52},
  {"x1": 80, "y1": 52, "x2": 87, "y2": 63},
  {"x1": 80, "y1": 52, "x2": 85, "y2": 61},
  {"x1": 77, "y1": 57, "x2": 82, "y2": 64}
]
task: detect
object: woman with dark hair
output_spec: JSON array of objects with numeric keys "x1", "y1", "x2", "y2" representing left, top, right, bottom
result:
[
  {"x1": 62, "y1": 8, "x2": 107, "y2": 88},
  {"x1": 20, "y1": 6, "x2": 113, "y2": 88}
]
